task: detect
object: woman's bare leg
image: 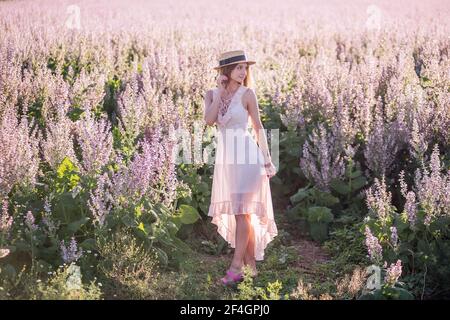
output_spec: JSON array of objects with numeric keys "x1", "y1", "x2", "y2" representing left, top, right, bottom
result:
[
  {"x1": 243, "y1": 214, "x2": 257, "y2": 276},
  {"x1": 229, "y1": 214, "x2": 250, "y2": 273}
]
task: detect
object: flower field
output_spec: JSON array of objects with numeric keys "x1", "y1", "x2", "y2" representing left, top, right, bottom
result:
[{"x1": 0, "y1": 0, "x2": 449, "y2": 300}]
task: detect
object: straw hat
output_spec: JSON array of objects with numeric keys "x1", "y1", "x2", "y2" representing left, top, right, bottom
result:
[{"x1": 213, "y1": 50, "x2": 256, "y2": 70}]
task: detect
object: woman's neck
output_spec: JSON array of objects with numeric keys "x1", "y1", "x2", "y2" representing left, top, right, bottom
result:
[{"x1": 226, "y1": 80, "x2": 241, "y2": 92}]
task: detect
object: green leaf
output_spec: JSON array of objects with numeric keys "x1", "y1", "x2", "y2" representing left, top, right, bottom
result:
[
  {"x1": 351, "y1": 176, "x2": 367, "y2": 191},
  {"x1": 55, "y1": 157, "x2": 80, "y2": 192},
  {"x1": 393, "y1": 288, "x2": 414, "y2": 300},
  {"x1": 40, "y1": 245, "x2": 58, "y2": 257},
  {"x1": 199, "y1": 202, "x2": 209, "y2": 215},
  {"x1": 36, "y1": 260, "x2": 53, "y2": 272},
  {"x1": 80, "y1": 238, "x2": 96, "y2": 250},
  {"x1": 54, "y1": 192, "x2": 80, "y2": 220},
  {"x1": 350, "y1": 170, "x2": 363, "y2": 179},
  {"x1": 67, "y1": 106, "x2": 85, "y2": 121},
  {"x1": 330, "y1": 179, "x2": 351, "y2": 195},
  {"x1": 171, "y1": 215, "x2": 182, "y2": 229},
  {"x1": 153, "y1": 247, "x2": 168, "y2": 266},
  {"x1": 382, "y1": 287, "x2": 414, "y2": 300},
  {"x1": 134, "y1": 204, "x2": 143, "y2": 218},
  {"x1": 67, "y1": 216, "x2": 90, "y2": 233},
  {"x1": 121, "y1": 214, "x2": 137, "y2": 228},
  {"x1": 287, "y1": 148, "x2": 299, "y2": 157},
  {"x1": 420, "y1": 76, "x2": 433, "y2": 88},
  {"x1": 358, "y1": 289, "x2": 386, "y2": 300},
  {"x1": 157, "y1": 230, "x2": 176, "y2": 248},
  {"x1": 156, "y1": 203, "x2": 172, "y2": 218},
  {"x1": 307, "y1": 206, "x2": 334, "y2": 223},
  {"x1": 309, "y1": 222, "x2": 329, "y2": 243},
  {"x1": 290, "y1": 187, "x2": 310, "y2": 204},
  {"x1": 315, "y1": 190, "x2": 340, "y2": 207},
  {"x1": 417, "y1": 239, "x2": 430, "y2": 254},
  {"x1": 171, "y1": 236, "x2": 192, "y2": 253},
  {"x1": 178, "y1": 205, "x2": 200, "y2": 224},
  {"x1": 198, "y1": 181, "x2": 209, "y2": 194},
  {"x1": 166, "y1": 221, "x2": 179, "y2": 237},
  {"x1": 149, "y1": 209, "x2": 158, "y2": 223},
  {"x1": 288, "y1": 203, "x2": 308, "y2": 218},
  {"x1": 137, "y1": 222, "x2": 147, "y2": 235}
]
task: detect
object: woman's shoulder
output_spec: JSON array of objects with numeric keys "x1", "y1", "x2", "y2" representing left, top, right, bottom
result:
[{"x1": 242, "y1": 86, "x2": 256, "y2": 99}]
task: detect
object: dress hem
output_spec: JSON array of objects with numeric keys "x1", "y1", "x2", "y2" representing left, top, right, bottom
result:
[{"x1": 208, "y1": 201, "x2": 278, "y2": 261}]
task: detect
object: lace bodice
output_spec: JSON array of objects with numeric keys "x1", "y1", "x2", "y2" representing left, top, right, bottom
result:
[{"x1": 213, "y1": 85, "x2": 250, "y2": 130}]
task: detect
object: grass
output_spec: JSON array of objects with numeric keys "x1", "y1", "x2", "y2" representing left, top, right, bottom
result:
[
  {"x1": 1, "y1": 207, "x2": 370, "y2": 300},
  {"x1": 138, "y1": 209, "x2": 369, "y2": 300}
]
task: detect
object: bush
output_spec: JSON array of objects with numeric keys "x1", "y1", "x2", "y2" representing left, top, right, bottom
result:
[
  {"x1": 362, "y1": 145, "x2": 450, "y2": 298},
  {"x1": 96, "y1": 228, "x2": 161, "y2": 299}
]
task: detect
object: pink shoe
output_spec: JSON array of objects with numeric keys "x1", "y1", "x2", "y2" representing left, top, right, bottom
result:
[{"x1": 220, "y1": 270, "x2": 244, "y2": 286}]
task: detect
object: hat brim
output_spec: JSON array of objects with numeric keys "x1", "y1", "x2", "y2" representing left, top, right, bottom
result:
[{"x1": 213, "y1": 60, "x2": 256, "y2": 70}]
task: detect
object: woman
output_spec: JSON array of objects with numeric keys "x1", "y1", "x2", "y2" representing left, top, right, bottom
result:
[{"x1": 203, "y1": 50, "x2": 278, "y2": 285}]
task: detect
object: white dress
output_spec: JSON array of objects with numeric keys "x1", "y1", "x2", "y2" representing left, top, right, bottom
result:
[{"x1": 207, "y1": 85, "x2": 278, "y2": 261}]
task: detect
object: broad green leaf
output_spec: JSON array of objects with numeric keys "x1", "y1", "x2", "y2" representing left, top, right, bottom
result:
[
  {"x1": 56, "y1": 157, "x2": 80, "y2": 192},
  {"x1": 358, "y1": 289, "x2": 386, "y2": 300},
  {"x1": 57, "y1": 157, "x2": 78, "y2": 178},
  {"x1": 178, "y1": 205, "x2": 200, "y2": 224},
  {"x1": 315, "y1": 191, "x2": 340, "y2": 207},
  {"x1": 307, "y1": 206, "x2": 333, "y2": 223},
  {"x1": 351, "y1": 176, "x2": 367, "y2": 191},
  {"x1": 350, "y1": 170, "x2": 363, "y2": 179},
  {"x1": 290, "y1": 187, "x2": 310, "y2": 204},
  {"x1": 330, "y1": 179, "x2": 351, "y2": 195}
]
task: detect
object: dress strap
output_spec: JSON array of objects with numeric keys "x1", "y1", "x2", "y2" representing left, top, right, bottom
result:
[{"x1": 234, "y1": 85, "x2": 247, "y2": 101}]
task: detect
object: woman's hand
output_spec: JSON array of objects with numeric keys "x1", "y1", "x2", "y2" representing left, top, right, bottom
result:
[
  {"x1": 216, "y1": 75, "x2": 228, "y2": 96},
  {"x1": 264, "y1": 161, "x2": 277, "y2": 179}
]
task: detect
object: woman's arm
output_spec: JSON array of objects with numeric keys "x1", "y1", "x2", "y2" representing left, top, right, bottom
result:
[
  {"x1": 203, "y1": 89, "x2": 221, "y2": 126},
  {"x1": 246, "y1": 88, "x2": 272, "y2": 165}
]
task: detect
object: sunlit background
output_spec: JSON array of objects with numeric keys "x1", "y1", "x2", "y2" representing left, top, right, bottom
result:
[{"x1": 0, "y1": 0, "x2": 449, "y2": 300}]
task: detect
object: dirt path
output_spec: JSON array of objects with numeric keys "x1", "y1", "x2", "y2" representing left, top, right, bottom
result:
[{"x1": 192, "y1": 208, "x2": 332, "y2": 283}]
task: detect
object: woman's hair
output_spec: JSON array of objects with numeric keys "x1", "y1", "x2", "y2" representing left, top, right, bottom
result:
[{"x1": 217, "y1": 63, "x2": 253, "y2": 88}]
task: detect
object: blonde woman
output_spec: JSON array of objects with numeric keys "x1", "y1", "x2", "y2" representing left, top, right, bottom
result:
[{"x1": 203, "y1": 50, "x2": 278, "y2": 285}]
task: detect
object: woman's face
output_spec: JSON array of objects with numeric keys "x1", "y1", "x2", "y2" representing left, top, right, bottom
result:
[{"x1": 229, "y1": 63, "x2": 248, "y2": 83}]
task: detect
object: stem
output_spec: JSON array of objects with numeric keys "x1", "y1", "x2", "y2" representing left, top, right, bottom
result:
[
  {"x1": 421, "y1": 263, "x2": 427, "y2": 300},
  {"x1": 30, "y1": 230, "x2": 35, "y2": 275},
  {"x1": 347, "y1": 159, "x2": 354, "y2": 204}
]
